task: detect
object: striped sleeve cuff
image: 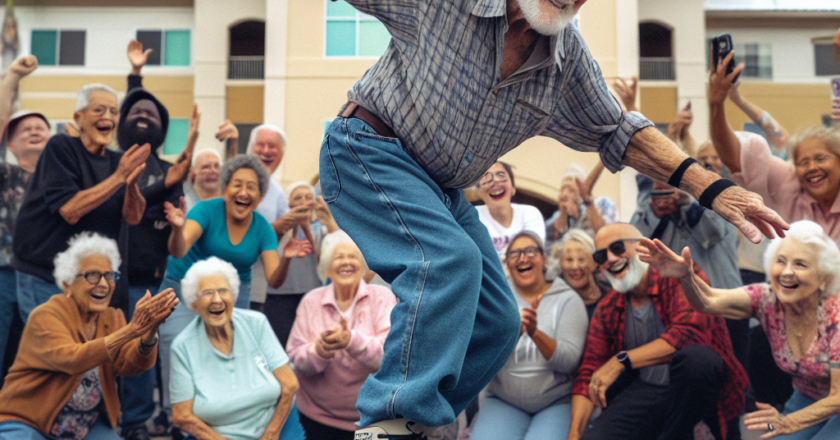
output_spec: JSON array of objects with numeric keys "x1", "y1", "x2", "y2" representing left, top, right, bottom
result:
[{"x1": 600, "y1": 111, "x2": 654, "y2": 173}]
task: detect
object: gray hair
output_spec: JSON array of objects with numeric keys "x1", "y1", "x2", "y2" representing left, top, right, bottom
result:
[
  {"x1": 547, "y1": 229, "x2": 595, "y2": 279},
  {"x1": 191, "y1": 148, "x2": 223, "y2": 168},
  {"x1": 246, "y1": 124, "x2": 287, "y2": 155},
  {"x1": 75, "y1": 84, "x2": 118, "y2": 112},
  {"x1": 763, "y1": 220, "x2": 840, "y2": 297},
  {"x1": 53, "y1": 232, "x2": 122, "y2": 289},
  {"x1": 317, "y1": 230, "x2": 367, "y2": 282},
  {"x1": 787, "y1": 125, "x2": 840, "y2": 163},
  {"x1": 560, "y1": 163, "x2": 586, "y2": 187},
  {"x1": 220, "y1": 154, "x2": 270, "y2": 196},
  {"x1": 180, "y1": 257, "x2": 240, "y2": 311}
]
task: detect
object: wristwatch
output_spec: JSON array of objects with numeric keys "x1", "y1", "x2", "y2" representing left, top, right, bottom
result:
[{"x1": 616, "y1": 351, "x2": 633, "y2": 370}]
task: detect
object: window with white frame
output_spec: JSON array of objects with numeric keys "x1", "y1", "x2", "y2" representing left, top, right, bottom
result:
[
  {"x1": 733, "y1": 43, "x2": 772, "y2": 79},
  {"x1": 136, "y1": 30, "x2": 191, "y2": 66},
  {"x1": 325, "y1": 0, "x2": 391, "y2": 57},
  {"x1": 31, "y1": 30, "x2": 86, "y2": 66}
]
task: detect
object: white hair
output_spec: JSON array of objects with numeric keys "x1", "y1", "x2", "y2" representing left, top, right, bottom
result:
[
  {"x1": 560, "y1": 163, "x2": 586, "y2": 187},
  {"x1": 180, "y1": 257, "x2": 240, "y2": 311},
  {"x1": 246, "y1": 124, "x2": 288, "y2": 155},
  {"x1": 548, "y1": 229, "x2": 595, "y2": 279},
  {"x1": 317, "y1": 230, "x2": 367, "y2": 282},
  {"x1": 53, "y1": 232, "x2": 122, "y2": 289},
  {"x1": 763, "y1": 220, "x2": 840, "y2": 296},
  {"x1": 75, "y1": 84, "x2": 118, "y2": 112},
  {"x1": 191, "y1": 148, "x2": 223, "y2": 168},
  {"x1": 286, "y1": 181, "x2": 315, "y2": 199}
]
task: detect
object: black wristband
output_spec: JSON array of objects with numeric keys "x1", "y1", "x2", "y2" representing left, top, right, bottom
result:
[
  {"x1": 667, "y1": 157, "x2": 698, "y2": 188},
  {"x1": 699, "y1": 179, "x2": 737, "y2": 210}
]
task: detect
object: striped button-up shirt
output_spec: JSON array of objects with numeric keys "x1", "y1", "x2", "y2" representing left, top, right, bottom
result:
[{"x1": 345, "y1": 0, "x2": 653, "y2": 189}]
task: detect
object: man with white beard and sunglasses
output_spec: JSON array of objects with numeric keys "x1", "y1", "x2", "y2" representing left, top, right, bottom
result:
[
  {"x1": 322, "y1": 0, "x2": 787, "y2": 438},
  {"x1": 568, "y1": 223, "x2": 747, "y2": 440}
]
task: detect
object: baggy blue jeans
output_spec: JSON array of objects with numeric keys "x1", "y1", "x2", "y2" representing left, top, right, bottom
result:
[{"x1": 319, "y1": 117, "x2": 521, "y2": 427}]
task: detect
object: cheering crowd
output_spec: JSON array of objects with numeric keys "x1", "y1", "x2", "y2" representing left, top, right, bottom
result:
[{"x1": 0, "y1": 8, "x2": 837, "y2": 440}]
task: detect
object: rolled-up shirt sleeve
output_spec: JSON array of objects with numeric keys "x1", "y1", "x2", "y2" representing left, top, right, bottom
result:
[
  {"x1": 731, "y1": 131, "x2": 800, "y2": 218},
  {"x1": 543, "y1": 30, "x2": 653, "y2": 173}
]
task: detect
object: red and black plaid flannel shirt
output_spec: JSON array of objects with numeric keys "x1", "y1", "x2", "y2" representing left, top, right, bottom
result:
[{"x1": 572, "y1": 267, "x2": 748, "y2": 438}]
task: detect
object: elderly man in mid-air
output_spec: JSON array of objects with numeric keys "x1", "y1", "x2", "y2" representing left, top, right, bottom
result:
[{"x1": 321, "y1": 0, "x2": 787, "y2": 438}]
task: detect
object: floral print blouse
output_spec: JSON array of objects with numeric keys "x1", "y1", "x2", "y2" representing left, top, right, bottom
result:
[
  {"x1": 50, "y1": 367, "x2": 102, "y2": 440},
  {"x1": 746, "y1": 284, "x2": 840, "y2": 400}
]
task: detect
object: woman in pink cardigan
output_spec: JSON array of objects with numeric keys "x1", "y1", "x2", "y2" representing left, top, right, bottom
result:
[{"x1": 287, "y1": 231, "x2": 396, "y2": 440}]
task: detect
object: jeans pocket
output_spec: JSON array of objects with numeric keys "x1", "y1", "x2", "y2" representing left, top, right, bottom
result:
[{"x1": 319, "y1": 134, "x2": 341, "y2": 204}]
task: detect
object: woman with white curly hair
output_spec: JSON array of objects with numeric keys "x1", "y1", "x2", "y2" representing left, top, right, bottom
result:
[
  {"x1": 286, "y1": 231, "x2": 396, "y2": 440},
  {"x1": 0, "y1": 233, "x2": 177, "y2": 440},
  {"x1": 640, "y1": 220, "x2": 840, "y2": 439},
  {"x1": 170, "y1": 257, "x2": 305, "y2": 440}
]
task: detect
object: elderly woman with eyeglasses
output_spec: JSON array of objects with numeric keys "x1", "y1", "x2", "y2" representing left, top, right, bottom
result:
[
  {"x1": 170, "y1": 257, "x2": 305, "y2": 440},
  {"x1": 469, "y1": 231, "x2": 588, "y2": 440},
  {"x1": 0, "y1": 233, "x2": 177, "y2": 440},
  {"x1": 286, "y1": 231, "x2": 395, "y2": 440},
  {"x1": 640, "y1": 220, "x2": 840, "y2": 439},
  {"x1": 475, "y1": 161, "x2": 545, "y2": 262}
]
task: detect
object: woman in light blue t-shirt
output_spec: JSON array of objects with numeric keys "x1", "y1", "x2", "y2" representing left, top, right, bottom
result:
[
  {"x1": 171, "y1": 257, "x2": 305, "y2": 440},
  {"x1": 157, "y1": 155, "x2": 312, "y2": 423}
]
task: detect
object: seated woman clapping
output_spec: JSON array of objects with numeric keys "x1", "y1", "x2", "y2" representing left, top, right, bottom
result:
[
  {"x1": 0, "y1": 233, "x2": 177, "y2": 440},
  {"x1": 170, "y1": 257, "x2": 305, "y2": 440},
  {"x1": 469, "y1": 231, "x2": 588, "y2": 440},
  {"x1": 639, "y1": 220, "x2": 840, "y2": 439},
  {"x1": 286, "y1": 231, "x2": 396, "y2": 440}
]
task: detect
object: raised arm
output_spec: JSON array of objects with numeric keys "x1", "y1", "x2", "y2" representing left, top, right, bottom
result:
[
  {"x1": 578, "y1": 166, "x2": 604, "y2": 234},
  {"x1": 708, "y1": 51, "x2": 745, "y2": 173},
  {"x1": 0, "y1": 56, "x2": 38, "y2": 139},
  {"x1": 262, "y1": 238, "x2": 313, "y2": 288},
  {"x1": 165, "y1": 197, "x2": 204, "y2": 258},
  {"x1": 637, "y1": 238, "x2": 752, "y2": 319},
  {"x1": 127, "y1": 39, "x2": 151, "y2": 78},
  {"x1": 59, "y1": 143, "x2": 151, "y2": 225}
]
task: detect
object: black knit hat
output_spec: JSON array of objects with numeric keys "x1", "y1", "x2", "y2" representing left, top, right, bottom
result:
[{"x1": 118, "y1": 87, "x2": 169, "y2": 151}]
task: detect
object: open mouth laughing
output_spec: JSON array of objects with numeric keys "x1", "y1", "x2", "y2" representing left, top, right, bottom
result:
[
  {"x1": 258, "y1": 154, "x2": 276, "y2": 167},
  {"x1": 96, "y1": 121, "x2": 115, "y2": 136},
  {"x1": 208, "y1": 305, "x2": 226, "y2": 317},
  {"x1": 607, "y1": 259, "x2": 628, "y2": 275},
  {"x1": 488, "y1": 186, "x2": 507, "y2": 200}
]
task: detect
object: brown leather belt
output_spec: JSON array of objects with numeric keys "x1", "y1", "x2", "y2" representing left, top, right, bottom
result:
[{"x1": 338, "y1": 101, "x2": 397, "y2": 139}]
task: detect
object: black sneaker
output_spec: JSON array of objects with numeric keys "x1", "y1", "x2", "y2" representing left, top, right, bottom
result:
[{"x1": 121, "y1": 424, "x2": 150, "y2": 440}]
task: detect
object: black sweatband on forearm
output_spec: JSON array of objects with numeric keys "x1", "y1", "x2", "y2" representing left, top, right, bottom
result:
[
  {"x1": 699, "y1": 179, "x2": 737, "y2": 210},
  {"x1": 667, "y1": 157, "x2": 698, "y2": 188}
]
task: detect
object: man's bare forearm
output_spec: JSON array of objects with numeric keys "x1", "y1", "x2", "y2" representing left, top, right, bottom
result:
[
  {"x1": 0, "y1": 73, "x2": 22, "y2": 139},
  {"x1": 623, "y1": 127, "x2": 719, "y2": 200}
]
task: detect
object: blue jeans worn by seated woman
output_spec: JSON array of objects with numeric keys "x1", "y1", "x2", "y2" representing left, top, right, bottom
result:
[
  {"x1": 469, "y1": 396, "x2": 572, "y2": 440},
  {"x1": 0, "y1": 418, "x2": 120, "y2": 440},
  {"x1": 183, "y1": 403, "x2": 306, "y2": 440},
  {"x1": 772, "y1": 390, "x2": 840, "y2": 440},
  {"x1": 320, "y1": 117, "x2": 521, "y2": 427},
  {"x1": 157, "y1": 273, "x2": 251, "y2": 409}
]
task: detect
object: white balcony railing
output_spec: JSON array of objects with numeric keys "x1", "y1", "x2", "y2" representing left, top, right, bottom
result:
[
  {"x1": 639, "y1": 57, "x2": 675, "y2": 81},
  {"x1": 228, "y1": 56, "x2": 265, "y2": 80}
]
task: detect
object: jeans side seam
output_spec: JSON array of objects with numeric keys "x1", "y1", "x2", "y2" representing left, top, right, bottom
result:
[{"x1": 341, "y1": 127, "x2": 430, "y2": 420}]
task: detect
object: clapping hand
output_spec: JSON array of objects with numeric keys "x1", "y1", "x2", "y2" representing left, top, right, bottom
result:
[
  {"x1": 314, "y1": 318, "x2": 351, "y2": 358},
  {"x1": 282, "y1": 237, "x2": 313, "y2": 259},
  {"x1": 118, "y1": 143, "x2": 151, "y2": 186},
  {"x1": 130, "y1": 288, "x2": 179, "y2": 338},
  {"x1": 164, "y1": 196, "x2": 187, "y2": 228}
]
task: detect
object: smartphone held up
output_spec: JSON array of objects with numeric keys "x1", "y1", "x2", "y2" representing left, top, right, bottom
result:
[{"x1": 712, "y1": 34, "x2": 740, "y2": 83}]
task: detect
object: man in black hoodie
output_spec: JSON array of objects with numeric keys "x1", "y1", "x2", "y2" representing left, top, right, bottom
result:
[{"x1": 119, "y1": 39, "x2": 196, "y2": 440}]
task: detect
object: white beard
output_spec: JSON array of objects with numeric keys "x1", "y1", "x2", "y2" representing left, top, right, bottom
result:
[
  {"x1": 602, "y1": 253, "x2": 649, "y2": 294},
  {"x1": 516, "y1": 0, "x2": 579, "y2": 36}
]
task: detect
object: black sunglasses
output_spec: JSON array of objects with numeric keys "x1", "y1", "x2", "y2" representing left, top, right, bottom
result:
[{"x1": 592, "y1": 239, "x2": 640, "y2": 265}]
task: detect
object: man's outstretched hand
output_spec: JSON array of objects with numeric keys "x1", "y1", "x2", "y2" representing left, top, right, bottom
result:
[{"x1": 712, "y1": 185, "x2": 788, "y2": 243}]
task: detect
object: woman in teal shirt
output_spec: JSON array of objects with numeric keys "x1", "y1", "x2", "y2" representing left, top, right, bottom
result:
[{"x1": 157, "y1": 155, "x2": 311, "y2": 425}]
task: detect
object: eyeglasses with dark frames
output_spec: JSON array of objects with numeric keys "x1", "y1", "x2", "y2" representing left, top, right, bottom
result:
[
  {"x1": 479, "y1": 171, "x2": 509, "y2": 187},
  {"x1": 592, "y1": 239, "x2": 641, "y2": 265},
  {"x1": 508, "y1": 246, "x2": 543, "y2": 260},
  {"x1": 75, "y1": 270, "x2": 120, "y2": 285}
]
